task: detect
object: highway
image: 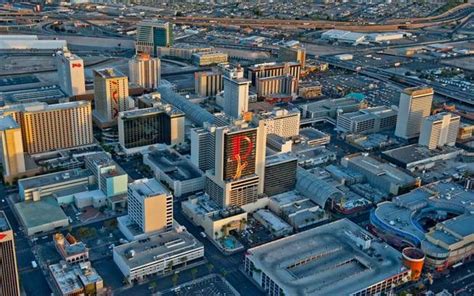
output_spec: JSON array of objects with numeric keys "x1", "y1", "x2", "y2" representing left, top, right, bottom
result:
[
  {"x1": 319, "y1": 56, "x2": 474, "y2": 107},
  {"x1": 157, "y1": 4, "x2": 474, "y2": 31},
  {"x1": 2, "y1": 3, "x2": 472, "y2": 33}
]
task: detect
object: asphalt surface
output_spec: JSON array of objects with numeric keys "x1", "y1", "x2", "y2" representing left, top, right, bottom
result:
[{"x1": 0, "y1": 184, "x2": 52, "y2": 296}]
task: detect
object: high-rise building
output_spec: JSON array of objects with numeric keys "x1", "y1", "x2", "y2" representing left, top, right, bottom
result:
[
  {"x1": 56, "y1": 49, "x2": 86, "y2": 97},
  {"x1": 3, "y1": 101, "x2": 93, "y2": 155},
  {"x1": 128, "y1": 53, "x2": 161, "y2": 90},
  {"x1": 278, "y1": 45, "x2": 306, "y2": 68},
  {"x1": 419, "y1": 112, "x2": 460, "y2": 150},
  {"x1": 195, "y1": 70, "x2": 223, "y2": 97},
  {"x1": 93, "y1": 68, "x2": 130, "y2": 125},
  {"x1": 264, "y1": 153, "x2": 297, "y2": 197},
  {"x1": 0, "y1": 115, "x2": 25, "y2": 183},
  {"x1": 190, "y1": 124, "x2": 216, "y2": 172},
  {"x1": 247, "y1": 62, "x2": 301, "y2": 88},
  {"x1": 118, "y1": 103, "x2": 185, "y2": 153},
  {"x1": 205, "y1": 121, "x2": 266, "y2": 207},
  {"x1": 252, "y1": 108, "x2": 300, "y2": 139},
  {"x1": 0, "y1": 211, "x2": 21, "y2": 296},
  {"x1": 395, "y1": 87, "x2": 433, "y2": 139},
  {"x1": 128, "y1": 178, "x2": 173, "y2": 234},
  {"x1": 255, "y1": 75, "x2": 297, "y2": 99},
  {"x1": 223, "y1": 67, "x2": 251, "y2": 119},
  {"x1": 136, "y1": 20, "x2": 173, "y2": 56}
]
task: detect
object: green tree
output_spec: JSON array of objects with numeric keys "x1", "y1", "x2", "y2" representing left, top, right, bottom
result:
[
  {"x1": 207, "y1": 263, "x2": 214, "y2": 274},
  {"x1": 172, "y1": 273, "x2": 179, "y2": 287},
  {"x1": 191, "y1": 268, "x2": 198, "y2": 280},
  {"x1": 149, "y1": 281, "x2": 157, "y2": 292}
]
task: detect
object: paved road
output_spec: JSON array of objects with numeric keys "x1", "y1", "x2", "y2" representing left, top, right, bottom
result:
[
  {"x1": 115, "y1": 202, "x2": 263, "y2": 296},
  {"x1": 0, "y1": 184, "x2": 52, "y2": 296}
]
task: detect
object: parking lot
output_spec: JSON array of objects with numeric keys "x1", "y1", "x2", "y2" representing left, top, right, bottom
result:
[{"x1": 163, "y1": 274, "x2": 239, "y2": 296}]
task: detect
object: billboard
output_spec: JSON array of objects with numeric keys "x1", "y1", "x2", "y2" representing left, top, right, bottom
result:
[
  {"x1": 223, "y1": 129, "x2": 257, "y2": 181},
  {"x1": 110, "y1": 80, "x2": 120, "y2": 119}
]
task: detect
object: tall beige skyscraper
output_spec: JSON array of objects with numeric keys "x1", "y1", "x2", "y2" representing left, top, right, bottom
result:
[
  {"x1": 56, "y1": 49, "x2": 86, "y2": 97},
  {"x1": 205, "y1": 121, "x2": 266, "y2": 207},
  {"x1": 395, "y1": 87, "x2": 433, "y2": 139},
  {"x1": 94, "y1": 68, "x2": 130, "y2": 125},
  {"x1": 0, "y1": 211, "x2": 21, "y2": 296},
  {"x1": 223, "y1": 67, "x2": 250, "y2": 119},
  {"x1": 128, "y1": 178, "x2": 173, "y2": 234},
  {"x1": 3, "y1": 101, "x2": 94, "y2": 154},
  {"x1": 0, "y1": 115, "x2": 25, "y2": 183},
  {"x1": 419, "y1": 112, "x2": 460, "y2": 150},
  {"x1": 128, "y1": 53, "x2": 161, "y2": 90}
]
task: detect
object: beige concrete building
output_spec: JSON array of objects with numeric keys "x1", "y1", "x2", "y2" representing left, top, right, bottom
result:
[
  {"x1": 56, "y1": 49, "x2": 86, "y2": 97},
  {"x1": 395, "y1": 87, "x2": 433, "y2": 139},
  {"x1": 252, "y1": 108, "x2": 300, "y2": 138},
  {"x1": 93, "y1": 68, "x2": 130, "y2": 126},
  {"x1": 0, "y1": 211, "x2": 20, "y2": 296},
  {"x1": 255, "y1": 75, "x2": 297, "y2": 99},
  {"x1": 128, "y1": 52, "x2": 161, "y2": 90},
  {"x1": 0, "y1": 115, "x2": 25, "y2": 183},
  {"x1": 419, "y1": 112, "x2": 460, "y2": 149},
  {"x1": 3, "y1": 101, "x2": 93, "y2": 155},
  {"x1": 128, "y1": 178, "x2": 173, "y2": 234},
  {"x1": 195, "y1": 70, "x2": 223, "y2": 97},
  {"x1": 191, "y1": 51, "x2": 228, "y2": 66},
  {"x1": 223, "y1": 67, "x2": 251, "y2": 119}
]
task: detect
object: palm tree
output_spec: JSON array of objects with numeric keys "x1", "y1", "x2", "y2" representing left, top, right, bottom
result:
[{"x1": 207, "y1": 263, "x2": 214, "y2": 274}]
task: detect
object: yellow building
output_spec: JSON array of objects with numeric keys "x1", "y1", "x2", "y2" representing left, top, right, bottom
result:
[
  {"x1": 2, "y1": 101, "x2": 93, "y2": 155},
  {"x1": 0, "y1": 115, "x2": 25, "y2": 183},
  {"x1": 128, "y1": 178, "x2": 173, "y2": 234}
]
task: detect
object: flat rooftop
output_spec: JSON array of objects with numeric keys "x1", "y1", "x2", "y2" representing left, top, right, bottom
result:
[
  {"x1": 50, "y1": 262, "x2": 102, "y2": 295},
  {"x1": 0, "y1": 85, "x2": 67, "y2": 105},
  {"x1": 19, "y1": 168, "x2": 91, "y2": 190},
  {"x1": 255, "y1": 209, "x2": 292, "y2": 232},
  {"x1": 0, "y1": 211, "x2": 11, "y2": 232},
  {"x1": 15, "y1": 197, "x2": 68, "y2": 229},
  {"x1": 147, "y1": 149, "x2": 202, "y2": 181},
  {"x1": 383, "y1": 144, "x2": 461, "y2": 165},
  {"x1": 119, "y1": 104, "x2": 183, "y2": 119},
  {"x1": 247, "y1": 219, "x2": 406, "y2": 295},
  {"x1": 340, "y1": 106, "x2": 397, "y2": 121},
  {"x1": 300, "y1": 127, "x2": 329, "y2": 140},
  {"x1": 94, "y1": 68, "x2": 126, "y2": 79},
  {"x1": 0, "y1": 115, "x2": 19, "y2": 130},
  {"x1": 265, "y1": 153, "x2": 297, "y2": 167},
  {"x1": 248, "y1": 61, "x2": 300, "y2": 71},
  {"x1": 403, "y1": 87, "x2": 433, "y2": 96},
  {"x1": 344, "y1": 154, "x2": 415, "y2": 185},
  {"x1": 374, "y1": 182, "x2": 474, "y2": 245},
  {"x1": 129, "y1": 178, "x2": 170, "y2": 197},
  {"x1": 113, "y1": 229, "x2": 203, "y2": 269}
]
